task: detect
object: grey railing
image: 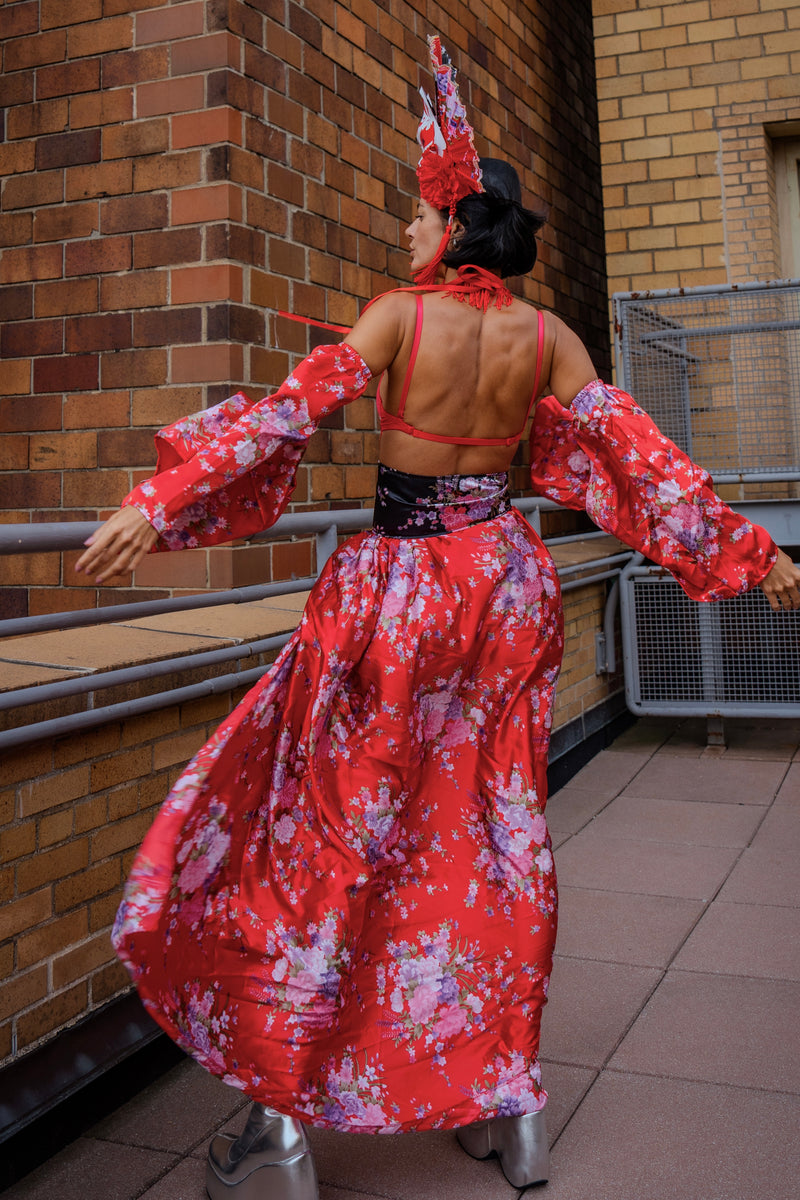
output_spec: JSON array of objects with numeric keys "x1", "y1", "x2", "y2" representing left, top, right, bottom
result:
[{"x1": 0, "y1": 501, "x2": 632, "y2": 751}]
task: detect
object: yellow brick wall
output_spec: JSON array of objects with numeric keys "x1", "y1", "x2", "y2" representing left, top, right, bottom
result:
[{"x1": 593, "y1": 0, "x2": 800, "y2": 298}]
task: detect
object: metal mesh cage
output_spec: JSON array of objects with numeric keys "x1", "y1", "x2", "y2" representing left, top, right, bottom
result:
[
  {"x1": 622, "y1": 569, "x2": 800, "y2": 715},
  {"x1": 614, "y1": 282, "x2": 800, "y2": 479}
]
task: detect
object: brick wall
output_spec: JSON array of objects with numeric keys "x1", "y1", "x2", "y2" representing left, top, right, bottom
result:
[
  {"x1": 1, "y1": 0, "x2": 607, "y2": 618},
  {"x1": 593, "y1": 0, "x2": 800, "y2": 296}
]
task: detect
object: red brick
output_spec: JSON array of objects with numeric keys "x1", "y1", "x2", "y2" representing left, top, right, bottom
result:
[
  {"x1": 52, "y1": 932, "x2": 115, "y2": 990},
  {"x1": 66, "y1": 160, "x2": 133, "y2": 201},
  {"x1": 268, "y1": 237, "x2": 306, "y2": 279},
  {"x1": 41, "y1": 0, "x2": 102, "y2": 27},
  {"x1": 2, "y1": 169, "x2": 64, "y2": 210},
  {"x1": 69, "y1": 87, "x2": 133, "y2": 130},
  {"x1": 38, "y1": 58, "x2": 101, "y2": 100},
  {"x1": 65, "y1": 313, "x2": 132, "y2": 353},
  {"x1": 131, "y1": 386, "x2": 202, "y2": 426},
  {"x1": 134, "y1": 308, "x2": 202, "y2": 347},
  {"x1": 133, "y1": 228, "x2": 202, "y2": 269},
  {"x1": 35, "y1": 277, "x2": 98, "y2": 318},
  {"x1": 0, "y1": 967, "x2": 48, "y2": 1024},
  {"x1": 64, "y1": 391, "x2": 130, "y2": 430},
  {"x1": 0, "y1": 436, "x2": 29, "y2": 470},
  {"x1": 136, "y1": 1, "x2": 205, "y2": 44},
  {"x1": 36, "y1": 129, "x2": 101, "y2": 171},
  {"x1": 64, "y1": 235, "x2": 132, "y2": 276},
  {"x1": 62, "y1": 470, "x2": 129, "y2": 508},
  {"x1": 101, "y1": 271, "x2": 167, "y2": 311},
  {"x1": 0, "y1": 212, "x2": 33, "y2": 248},
  {"x1": 136, "y1": 76, "x2": 205, "y2": 118},
  {"x1": 102, "y1": 46, "x2": 169, "y2": 89},
  {"x1": 2, "y1": 0, "x2": 39, "y2": 38},
  {"x1": 0, "y1": 244, "x2": 61, "y2": 286},
  {"x1": 0, "y1": 395, "x2": 61, "y2": 433},
  {"x1": 6, "y1": 98, "x2": 69, "y2": 140},
  {"x1": 0, "y1": 141, "x2": 36, "y2": 176},
  {"x1": 0, "y1": 71, "x2": 33, "y2": 108},
  {"x1": 16, "y1": 983, "x2": 89, "y2": 1051},
  {"x1": 171, "y1": 264, "x2": 243, "y2": 303},
  {"x1": 98, "y1": 428, "x2": 159, "y2": 466},
  {"x1": 207, "y1": 303, "x2": 264, "y2": 345},
  {"x1": 244, "y1": 44, "x2": 286, "y2": 91},
  {"x1": 101, "y1": 193, "x2": 167, "y2": 234},
  {"x1": 133, "y1": 149, "x2": 203, "y2": 192},
  {"x1": 1, "y1": 319, "x2": 63, "y2": 358},
  {"x1": 171, "y1": 343, "x2": 244, "y2": 383},
  {"x1": 16, "y1": 910, "x2": 88, "y2": 972},
  {"x1": 17, "y1": 838, "x2": 90, "y2": 894},
  {"x1": 67, "y1": 15, "x2": 132, "y2": 56},
  {"x1": 101, "y1": 348, "x2": 167, "y2": 389},
  {"x1": 172, "y1": 107, "x2": 243, "y2": 150},
  {"x1": 103, "y1": 118, "x2": 169, "y2": 160},
  {"x1": 29, "y1": 430, "x2": 96, "y2": 471},
  {"x1": 172, "y1": 183, "x2": 243, "y2": 225},
  {"x1": 34, "y1": 202, "x2": 99, "y2": 243},
  {"x1": 4, "y1": 29, "x2": 66, "y2": 71},
  {"x1": 33, "y1": 355, "x2": 99, "y2": 394},
  {"x1": 171, "y1": 32, "x2": 240, "y2": 75},
  {"x1": 0, "y1": 359, "x2": 32, "y2": 396}
]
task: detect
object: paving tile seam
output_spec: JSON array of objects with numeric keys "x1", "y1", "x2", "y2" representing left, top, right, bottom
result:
[
  {"x1": 659, "y1": 965, "x2": 800, "y2": 985},
  {"x1": 600, "y1": 1065, "x2": 800, "y2": 1098}
]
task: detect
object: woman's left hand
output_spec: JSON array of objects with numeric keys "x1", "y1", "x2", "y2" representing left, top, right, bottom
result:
[
  {"x1": 759, "y1": 548, "x2": 800, "y2": 612},
  {"x1": 75, "y1": 506, "x2": 159, "y2": 584}
]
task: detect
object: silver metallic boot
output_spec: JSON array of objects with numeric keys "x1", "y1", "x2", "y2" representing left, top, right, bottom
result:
[
  {"x1": 206, "y1": 1102, "x2": 319, "y2": 1200},
  {"x1": 456, "y1": 1108, "x2": 549, "y2": 1188}
]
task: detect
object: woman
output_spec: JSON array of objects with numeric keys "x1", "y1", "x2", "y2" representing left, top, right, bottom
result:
[{"x1": 77, "y1": 39, "x2": 800, "y2": 1200}]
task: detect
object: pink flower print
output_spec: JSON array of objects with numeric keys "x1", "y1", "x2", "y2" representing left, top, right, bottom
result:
[
  {"x1": 285, "y1": 969, "x2": 324, "y2": 1007},
  {"x1": 530, "y1": 813, "x2": 548, "y2": 844},
  {"x1": 534, "y1": 847, "x2": 553, "y2": 874},
  {"x1": 567, "y1": 449, "x2": 590, "y2": 474},
  {"x1": 273, "y1": 814, "x2": 296, "y2": 845},
  {"x1": 657, "y1": 477, "x2": 682, "y2": 506},
  {"x1": 408, "y1": 983, "x2": 438, "y2": 1025},
  {"x1": 661, "y1": 503, "x2": 708, "y2": 554},
  {"x1": 431, "y1": 1003, "x2": 468, "y2": 1040}
]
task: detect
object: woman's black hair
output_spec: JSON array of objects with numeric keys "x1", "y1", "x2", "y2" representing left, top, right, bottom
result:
[{"x1": 441, "y1": 158, "x2": 547, "y2": 278}]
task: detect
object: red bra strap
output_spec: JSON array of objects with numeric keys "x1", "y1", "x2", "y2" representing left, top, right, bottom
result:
[
  {"x1": 526, "y1": 309, "x2": 545, "y2": 418},
  {"x1": 397, "y1": 294, "x2": 424, "y2": 420}
]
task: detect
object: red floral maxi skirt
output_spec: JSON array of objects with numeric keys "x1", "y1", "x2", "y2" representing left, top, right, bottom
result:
[{"x1": 113, "y1": 467, "x2": 564, "y2": 1133}]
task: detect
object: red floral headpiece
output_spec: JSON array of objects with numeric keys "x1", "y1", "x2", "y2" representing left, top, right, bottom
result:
[{"x1": 414, "y1": 36, "x2": 483, "y2": 284}]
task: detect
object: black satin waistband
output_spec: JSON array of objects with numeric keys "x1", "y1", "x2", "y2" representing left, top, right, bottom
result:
[{"x1": 372, "y1": 463, "x2": 510, "y2": 538}]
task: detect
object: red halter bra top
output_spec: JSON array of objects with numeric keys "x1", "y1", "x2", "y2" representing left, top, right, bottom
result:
[{"x1": 376, "y1": 293, "x2": 545, "y2": 448}]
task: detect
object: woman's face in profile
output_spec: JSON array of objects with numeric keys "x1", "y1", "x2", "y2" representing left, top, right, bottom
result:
[{"x1": 405, "y1": 198, "x2": 446, "y2": 273}]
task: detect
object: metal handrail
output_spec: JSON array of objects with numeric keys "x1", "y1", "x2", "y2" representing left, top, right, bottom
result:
[
  {"x1": 0, "y1": 499, "x2": 628, "y2": 752},
  {"x1": 0, "y1": 497, "x2": 560, "y2": 638}
]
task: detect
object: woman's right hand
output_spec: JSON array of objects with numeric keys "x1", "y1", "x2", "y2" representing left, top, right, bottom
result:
[
  {"x1": 759, "y1": 548, "x2": 800, "y2": 612},
  {"x1": 75, "y1": 505, "x2": 159, "y2": 584}
]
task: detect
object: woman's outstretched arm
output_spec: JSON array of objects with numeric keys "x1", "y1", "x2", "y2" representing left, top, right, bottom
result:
[{"x1": 76, "y1": 506, "x2": 158, "y2": 584}]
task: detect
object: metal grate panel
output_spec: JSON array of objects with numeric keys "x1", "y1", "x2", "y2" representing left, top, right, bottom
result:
[
  {"x1": 614, "y1": 281, "x2": 800, "y2": 478},
  {"x1": 621, "y1": 569, "x2": 800, "y2": 715}
]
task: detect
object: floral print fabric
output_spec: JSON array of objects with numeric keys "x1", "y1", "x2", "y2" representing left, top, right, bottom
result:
[
  {"x1": 372, "y1": 462, "x2": 510, "y2": 537},
  {"x1": 113, "y1": 505, "x2": 562, "y2": 1131},
  {"x1": 530, "y1": 382, "x2": 777, "y2": 600},
  {"x1": 121, "y1": 343, "x2": 372, "y2": 550}
]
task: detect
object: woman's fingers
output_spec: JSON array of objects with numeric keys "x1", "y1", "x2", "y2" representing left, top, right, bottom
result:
[
  {"x1": 759, "y1": 549, "x2": 800, "y2": 612},
  {"x1": 75, "y1": 507, "x2": 159, "y2": 583}
]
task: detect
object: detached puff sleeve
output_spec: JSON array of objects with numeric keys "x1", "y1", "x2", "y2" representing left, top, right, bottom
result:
[
  {"x1": 529, "y1": 380, "x2": 778, "y2": 602},
  {"x1": 121, "y1": 343, "x2": 372, "y2": 551}
]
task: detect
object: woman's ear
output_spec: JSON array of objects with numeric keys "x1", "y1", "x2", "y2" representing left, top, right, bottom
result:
[{"x1": 448, "y1": 219, "x2": 465, "y2": 248}]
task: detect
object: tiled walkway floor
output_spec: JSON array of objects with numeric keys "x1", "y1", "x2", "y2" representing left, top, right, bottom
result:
[{"x1": 7, "y1": 717, "x2": 800, "y2": 1200}]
